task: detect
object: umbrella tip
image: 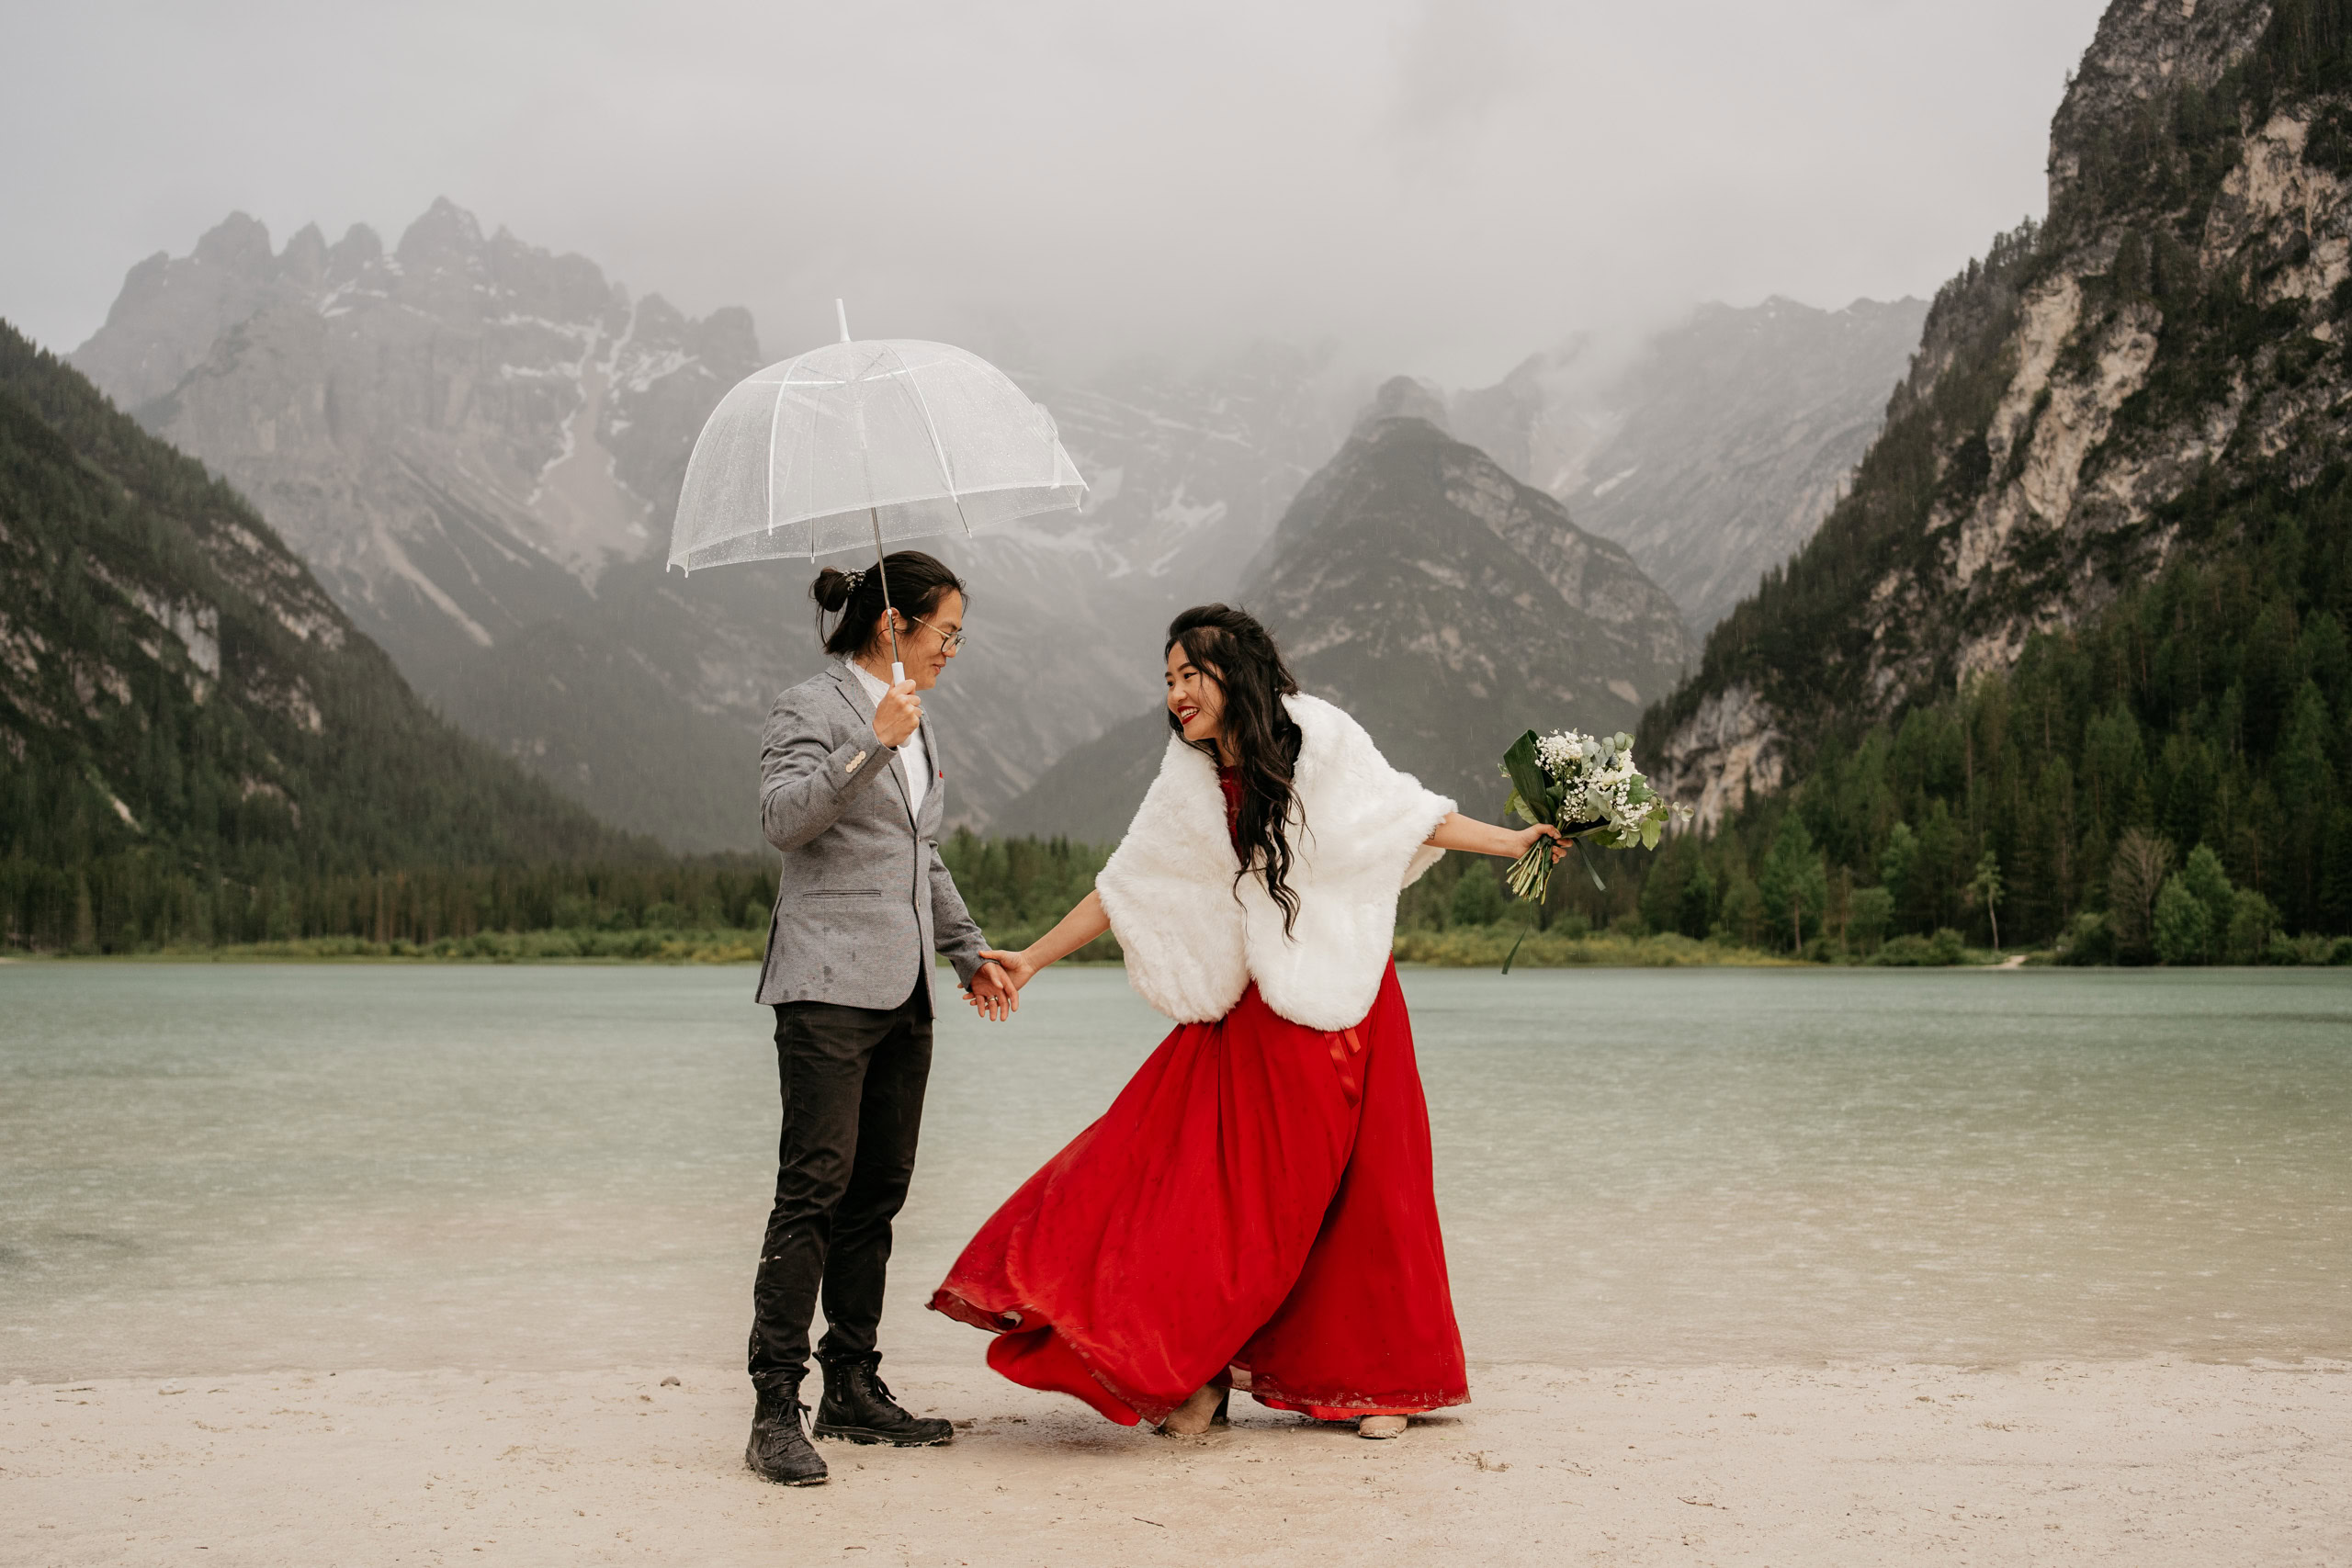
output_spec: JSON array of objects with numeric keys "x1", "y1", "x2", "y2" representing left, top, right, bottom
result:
[{"x1": 836, "y1": 299, "x2": 851, "y2": 344}]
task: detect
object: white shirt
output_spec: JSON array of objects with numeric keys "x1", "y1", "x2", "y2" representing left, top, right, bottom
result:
[{"x1": 847, "y1": 660, "x2": 928, "y2": 819}]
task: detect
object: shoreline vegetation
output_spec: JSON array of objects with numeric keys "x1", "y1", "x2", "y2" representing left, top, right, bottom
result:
[
  {"x1": 22, "y1": 923, "x2": 2348, "y2": 966},
  {"x1": 11, "y1": 829, "x2": 2348, "y2": 967},
  {"x1": 14, "y1": 822, "x2": 2352, "y2": 968}
]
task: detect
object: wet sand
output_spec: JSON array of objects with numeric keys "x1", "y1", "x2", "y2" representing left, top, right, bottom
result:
[{"x1": 6, "y1": 1357, "x2": 2346, "y2": 1566}]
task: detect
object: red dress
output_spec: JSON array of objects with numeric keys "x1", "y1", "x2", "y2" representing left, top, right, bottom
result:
[{"x1": 930, "y1": 767, "x2": 1467, "y2": 1425}]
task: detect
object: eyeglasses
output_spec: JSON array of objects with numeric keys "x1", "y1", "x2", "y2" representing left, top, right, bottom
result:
[{"x1": 910, "y1": 615, "x2": 967, "y2": 652}]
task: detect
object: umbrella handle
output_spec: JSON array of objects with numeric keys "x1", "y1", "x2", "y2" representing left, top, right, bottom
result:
[{"x1": 869, "y1": 503, "x2": 906, "y2": 686}]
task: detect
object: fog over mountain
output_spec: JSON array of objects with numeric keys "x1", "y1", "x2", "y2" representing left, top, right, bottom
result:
[
  {"x1": 997, "y1": 389, "x2": 1696, "y2": 841},
  {"x1": 1451, "y1": 297, "x2": 1931, "y2": 634},
  {"x1": 8, "y1": 1, "x2": 2107, "y2": 386},
  {"x1": 0, "y1": 321, "x2": 641, "y2": 957},
  {"x1": 68, "y1": 194, "x2": 1949, "y2": 847},
  {"x1": 70, "y1": 201, "x2": 1368, "y2": 849}
]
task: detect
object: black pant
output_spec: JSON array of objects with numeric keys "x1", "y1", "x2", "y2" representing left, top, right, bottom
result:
[{"x1": 747, "y1": 975, "x2": 933, "y2": 1393}]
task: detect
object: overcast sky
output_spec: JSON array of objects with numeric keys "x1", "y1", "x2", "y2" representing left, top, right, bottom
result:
[{"x1": 6, "y1": 0, "x2": 2109, "y2": 385}]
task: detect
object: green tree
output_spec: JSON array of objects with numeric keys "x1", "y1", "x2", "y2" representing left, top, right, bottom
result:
[
  {"x1": 1757, "y1": 815, "x2": 1828, "y2": 952},
  {"x1": 2108, "y1": 829, "x2": 2176, "y2": 960},
  {"x1": 1968, "y1": 850, "x2": 2006, "y2": 952},
  {"x1": 1909, "y1": 803, "x2": 1964, "y2": 933},
  {"x1": 2322, "y1": 806, "x2": 2352, "y2": 934},
  {"x1": 1638, "y1": 834, "x2": 1694, "y2": 935},
  {"x1": 1880, "y1": 821, "x2": 1918, "y2": 928},
  {"x1": 2179, "y1": 843, "x2": 2234, "y2": 962},
  {"x1": 2226, "y1": 887, "x2": 2281, "y2": 963},
  {"x1": 1450, "y1": 863, "x2": 1505, "y2": 926},
  {"x1": 1717, "y1": 865, "x2": 1766, "y2": 948},
  {"x1": 1848, "y1": 886, "x2": 1894, "y2": 953},
  {"x1": 2153, "y1": 875, "x2": 2211, "y2": 964},
  {"x1": 1676, "y1": 856, "x2": 1716, "y2": 940},
  {"x1": 2084, "y1": 703, "x2": 2150, "y2": 830}
]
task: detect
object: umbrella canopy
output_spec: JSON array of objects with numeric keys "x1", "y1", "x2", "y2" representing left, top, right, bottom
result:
[{"x1": 667, "y1": 333, "x2": 1086, "y2": 574}]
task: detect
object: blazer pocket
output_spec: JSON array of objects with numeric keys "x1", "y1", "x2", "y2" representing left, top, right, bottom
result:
[{"x1": 805, "y1": 888, "x2": 885, "y2": 899}]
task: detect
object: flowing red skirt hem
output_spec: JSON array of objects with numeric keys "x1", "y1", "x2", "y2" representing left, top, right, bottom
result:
[
  {"x1": 1250, "y1": 1397, "x2": 1422, "y2": 1421},
  {"x1": 929, "y1": 964, "x2": 1468, "y2": 1428},
  {"x1": 1238, "y1": 1377, "x2": 1465, "y2": 1421},
  {"x1": 930, "y1": 1288, "x2": 1466, "y2": 1427},
  {"x1": 931, "y1": 1289, "x2": 1154, "y2": 1424}
]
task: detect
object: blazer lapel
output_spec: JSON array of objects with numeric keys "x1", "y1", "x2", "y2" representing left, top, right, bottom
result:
[
  {"x1": 831, "y1": 665, "x2": 916, "y2": 829},
  {"x1": 915, "y1": 715, "x2": 944, "y2": 833}
]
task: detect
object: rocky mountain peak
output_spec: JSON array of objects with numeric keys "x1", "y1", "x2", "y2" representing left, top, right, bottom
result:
[
  {"x1": 1, "y1": 321, "x2": 639, "y2": 924},
  {"x1": 68, "y1": 205, "x2": 1391, "y2": 847},
  {"x1": 74, "y1": 212, "x2": 310, "y2": 409},
  {"x1": 1644, "y1": 0, "x2": 2352, "y2": 833},
  {"x1": 394, "y1": 196, "x2": 488, "y2": 269},
  {"x1": 325, "y1": 223, "x2": 383, "y2": 286},
  {"x1": 1252, "y1": 411, "x2": 1693, "y2": 809},
  {"x1": 278, "y1": 222, "x2": 328, "y2": 288},
  {"x1": 1464, "y1": 295, "x2": 1928, "y2": 636},
  {"x1": 190, "y1": 210, "x2": 274, "y2": 275},
  {"x1": 1352, "y1": 375, "x2": 1452, "y2": 436},
  {"x1": 72, "y1": 198, "x2": 763, "y2": 646},
  {"x1": 2047, "y1": 0, "x2": 2271, "y2": 209},
  {"x1": 995, "y1": 404, "x2": 1695, "y2": 839}
]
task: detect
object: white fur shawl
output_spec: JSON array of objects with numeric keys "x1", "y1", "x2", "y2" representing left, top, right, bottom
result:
[{"x1": 1094, "y1": 694, "x2": 1454, "y2": 1031}]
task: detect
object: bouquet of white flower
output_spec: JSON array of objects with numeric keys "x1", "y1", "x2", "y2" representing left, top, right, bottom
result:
[{"x1": 1498, "y1": 728, "x2": 1690, "y2": 902}]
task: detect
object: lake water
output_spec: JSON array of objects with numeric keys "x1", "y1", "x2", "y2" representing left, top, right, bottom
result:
[{"x1": 3, "y1": 963, "x2": 2347, "y2": 1382}]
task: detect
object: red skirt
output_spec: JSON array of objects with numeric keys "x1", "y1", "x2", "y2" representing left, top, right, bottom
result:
[{"x1": 929, "y1": 959, "x2": 1467, "y2": 1426}]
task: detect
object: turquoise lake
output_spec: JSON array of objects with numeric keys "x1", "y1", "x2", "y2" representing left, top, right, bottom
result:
[{"x1": 3, "y1": 964, "x2": 2346, "y2": 1381}]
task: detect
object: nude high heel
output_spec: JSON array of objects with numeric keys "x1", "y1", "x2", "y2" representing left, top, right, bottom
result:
[{"x1": 1357, "y1": 1415, "x2": 1408, "y2": 1439}]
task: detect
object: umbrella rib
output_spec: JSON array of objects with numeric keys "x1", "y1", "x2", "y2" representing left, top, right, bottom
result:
[
  {"x1": 763, "y1": 379, "x2": 786, "y2": 545},
  {"x1": 802, "y1": 373, "x2": 825, "y2": 561},
  {"x1": 883, "y1": 343, "x2": 973, "y2": 535},
  {"x1": 673, "y1": 339, "x2": 1087, "y2": 571}
]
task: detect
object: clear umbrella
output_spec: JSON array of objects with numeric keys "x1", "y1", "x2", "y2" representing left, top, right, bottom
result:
[{"x1": 668, "y1": 302, "x2": 1086, "y2": 678}]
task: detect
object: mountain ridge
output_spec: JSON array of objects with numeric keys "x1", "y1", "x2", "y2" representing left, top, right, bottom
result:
[
  {"x1": 995, "y1": 401, "x2": 1694, "y2": 840},
  {"x1": 1, "y1": 319, "x2": 650, "y2": 950},
  {"x1": 1449, "y1": 295, "x2": 1928, "y2": 636},
  {"x1": 1646, "y1": 0, "x2": 2342, "y2": 824},
  {"x1": 1616, "y1": 0, "x2": 2352, "y2": 951},
  {"x1": 70, "y1": 205, "x2": 1370, "y2": 849}
]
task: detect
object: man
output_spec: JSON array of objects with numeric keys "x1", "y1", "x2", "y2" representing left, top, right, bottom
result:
[{"x1": 746, "y1": 551, "x2": 1016, "y2": 1486}]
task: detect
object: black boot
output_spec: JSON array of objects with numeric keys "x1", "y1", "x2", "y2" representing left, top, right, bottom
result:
[
  {"x1": 745, "y1": 1382, "x2": 829, "y2": 1485},
  {"x1": 814, "y1": 1353, "x2": 954, "y2": 1447}
]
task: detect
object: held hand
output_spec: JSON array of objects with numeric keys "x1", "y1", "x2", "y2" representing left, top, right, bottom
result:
[
  {"x1": 873, "y1": 679, "x2": 922, "y2": 750},
  {"x1": 1510, "y1": 822, "x2": 1567, "y2": 864},
  {"x1": 978, "y1": 947, "x2": 1041, "y2": 991},
  {"x1": 966, "y1": 959, "x2": 1019, "y2": 1022}
]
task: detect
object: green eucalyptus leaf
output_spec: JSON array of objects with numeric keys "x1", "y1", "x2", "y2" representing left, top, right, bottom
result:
[{"x1": 1501, "y1": 730, "x2": 1555, "y2": 828}]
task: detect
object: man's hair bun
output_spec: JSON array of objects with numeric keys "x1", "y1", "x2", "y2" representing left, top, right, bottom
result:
[
  {"x1": 807, "y1": 553, "x2": 966, "y2": 659},
  {"x1": 810, "y1": 567, "x2": 856, "y2": 614}
]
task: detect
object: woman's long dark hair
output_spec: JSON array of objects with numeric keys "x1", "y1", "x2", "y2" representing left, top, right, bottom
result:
[
  {"x1": 1167, "y1": 604, "x2": 1306, "y2": 936},
  {"x1": 810, "y1": 550, "x2": 967, "y2": 659}
]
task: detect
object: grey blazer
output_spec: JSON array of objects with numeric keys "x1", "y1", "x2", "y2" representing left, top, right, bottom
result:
[{"x1": 755, "y1": 665, "x2": 988, "y2": 1010}]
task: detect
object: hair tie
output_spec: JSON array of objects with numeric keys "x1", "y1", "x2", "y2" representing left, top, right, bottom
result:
[{"x1": 842, "y1": 568, "x2": 867, "y2": 591}]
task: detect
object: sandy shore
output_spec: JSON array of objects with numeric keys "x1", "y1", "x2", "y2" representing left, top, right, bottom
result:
[{"x1": 5, "y1": 1358, "x2": 2346, "y2": 1566}]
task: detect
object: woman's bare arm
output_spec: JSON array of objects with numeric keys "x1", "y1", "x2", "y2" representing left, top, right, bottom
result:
[
  {"x1": 978, "y1": 888, "x2": 1110, "y2": 991},
  {"x1": 1425, "y1": 811, "x2": 1563, "y2": 860},
  {"x1": 973, "y1": 818, "x2": 1553, "y2": 1012}
]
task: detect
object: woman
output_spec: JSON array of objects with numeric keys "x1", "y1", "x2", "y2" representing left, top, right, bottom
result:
[
  {"x1": 745, "y1": 550, "x2": 1017, "y2": 1488},
  {"x1": 930, "y1": 604, "x2": 1560, "y2": 1439}
]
